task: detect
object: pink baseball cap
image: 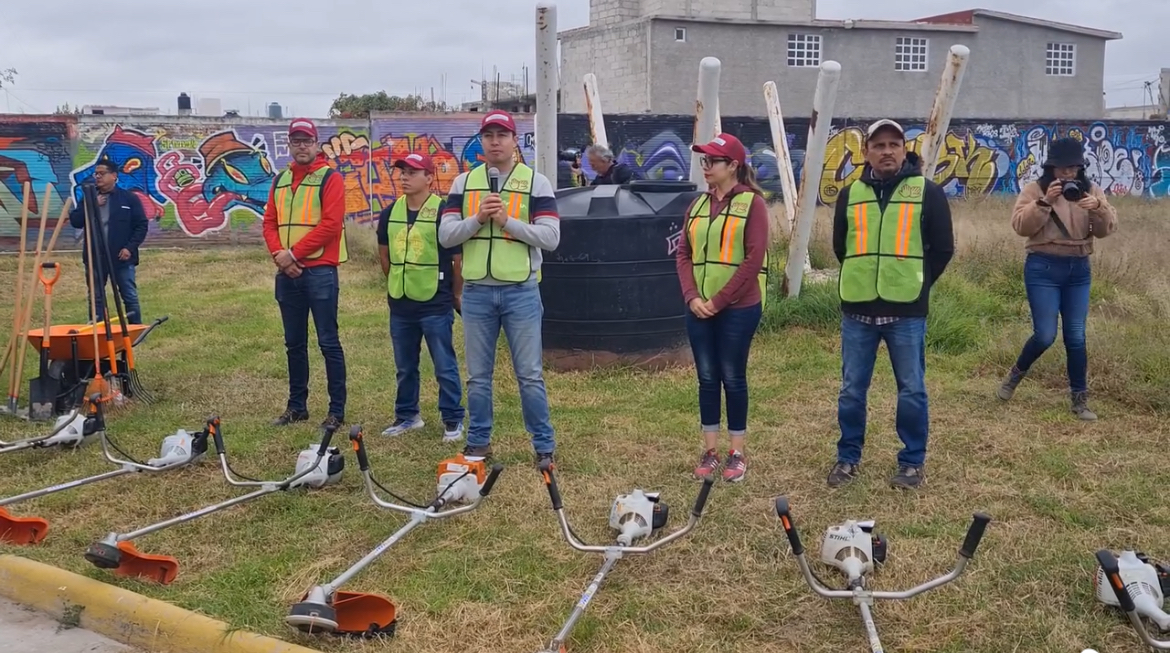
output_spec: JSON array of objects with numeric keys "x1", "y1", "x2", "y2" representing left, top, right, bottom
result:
[
  {"x1": 479, "y1": 110, "x2": 517, "y2": 134},
  {"x1": 288, "y1": 118, "x2": 318, "y2": 139},
  {"x1": 394, "y1": 153, "x2": 435, "y2": 173},
  {"x1": 691, "y1": 133, "x2": 747, "y2": 165}
]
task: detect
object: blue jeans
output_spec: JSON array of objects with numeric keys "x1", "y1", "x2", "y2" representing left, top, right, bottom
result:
[
  {"x1": 461, "y1": 278, "x2": 555, "y2": 454},
  {"x1": 390, "y1": 308, "x2": 465, "y2": 424},
  {"x1": 1014, "y1": 252, "x2": 1091, "y2": 392},
  {"x1": 87, "y1": 263, "x2": 142, "y2": 325},
  {"x1": 837, "y1": 315, "x2": 929, "y2": 467},
  {"x1": 275, "y1": 266, "x2": 347, "y2": 418},
  {"x1": 684, "y1": 303, "x2": 762, "y2": 434}
]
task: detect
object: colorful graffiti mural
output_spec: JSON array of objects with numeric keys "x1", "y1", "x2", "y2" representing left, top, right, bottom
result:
[
  {"x1": 556, "y1": 115, "x2": 1170, "y2": 206},
  {"x1": 1, "y1": 111, "x2": 1167, "y2": 250}
]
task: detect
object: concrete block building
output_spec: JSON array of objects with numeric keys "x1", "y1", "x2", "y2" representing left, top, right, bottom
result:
[{"x1": 558, "y1": 1, "x2": 1123, "y2": 120}]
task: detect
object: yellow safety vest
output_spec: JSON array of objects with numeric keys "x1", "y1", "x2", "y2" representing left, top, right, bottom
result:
[
  {"x1": 386, "y1": 193, "x2": 443, "y2": 301},
  {"x1": 838, "y1": 176, "x2": 926, "y2": 304},
  {"x1": 687, "y1": 191, "x2": 769, "y2": 309},
  {"x1": 461, "y1": 163, "x2": 535, "y2": 283},
  {"x1": 274, "y1": 166, "x2": 349, "y2": 263}
]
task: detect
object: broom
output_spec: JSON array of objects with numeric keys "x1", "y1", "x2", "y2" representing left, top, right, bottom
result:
[{"x1": 80, "y1": 184, "x2": 120, "y2": 405}]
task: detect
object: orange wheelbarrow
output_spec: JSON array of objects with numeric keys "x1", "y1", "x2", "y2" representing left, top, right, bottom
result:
[{"x1": 24, "y1": 315, "x2": 168, "y2": 418}]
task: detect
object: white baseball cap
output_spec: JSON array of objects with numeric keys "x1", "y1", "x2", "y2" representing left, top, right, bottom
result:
[{"x1": 866, "y1": 119, "x2": 905, "y2": 142}]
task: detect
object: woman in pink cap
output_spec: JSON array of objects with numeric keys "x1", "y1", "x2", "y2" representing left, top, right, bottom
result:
[{"x1": 675, "y1": 132, "x2": 770, "y2": 483}]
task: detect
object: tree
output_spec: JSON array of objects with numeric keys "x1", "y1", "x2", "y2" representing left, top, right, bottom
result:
[
  {"x1": 55, "y1": 102, "x2": 82, "y2": 115},
  {"x1": 0, "y1": 67, "x2": 16, "y2": 89},
  {"x1": 328, "y1": 91, "x2": 448, "y2": 118}
]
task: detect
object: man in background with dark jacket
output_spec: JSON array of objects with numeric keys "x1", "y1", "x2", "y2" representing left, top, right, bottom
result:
[
  {"x1": 827, "y1": 119, "x2": 954, "y2": 490},
  {"x1": 262, "y1": 118, "x2": 349, "y2": 430},
  {"x1": 69, "y1": 159, "x2": 149, "y2": 324}
]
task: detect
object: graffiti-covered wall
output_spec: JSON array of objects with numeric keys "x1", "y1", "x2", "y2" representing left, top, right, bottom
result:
[
  {"x1": 0, "y1": 111, "x2": 1166, "y2": 251},
  {"x1": 555, "y1": 115, "x2": 1170, "y2": 205}
]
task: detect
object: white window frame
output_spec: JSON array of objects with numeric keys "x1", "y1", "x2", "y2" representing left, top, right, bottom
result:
[
  {"x1": 894, "y1": 36, "x2": 929, "y2": 72},
  {"x1": 787, "y1": 33, "x2": 822, "y2": 67},
  {"x1": 1046, "y1": 42, "x2": 1076, "y2": 76},
  {"x1": 674, "y1": 27, "x2": 686, "y2": 42}
]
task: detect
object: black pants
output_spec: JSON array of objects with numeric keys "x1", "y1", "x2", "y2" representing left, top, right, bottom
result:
[{"x1": 275, "y1": 266, "x2": 346, "y2": 418}]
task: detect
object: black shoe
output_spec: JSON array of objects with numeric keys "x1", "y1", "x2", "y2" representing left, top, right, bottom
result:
[
  {"x1": 272, "y1": 408, "x2": 309, "y2": 426},
  {"x1": 827, "y1": 461, "x2": 859, "y2": 488},
  {"x1": 462, "y1": 444, "x2": 493, "y2": 461},
  {"x1": 535, "y1": 450, "x2": 555, "y2": 469},
  {"x1": 889, "y1": 465, "x2": 924, "y2": 489},
  {"x1": 321, "y1": 414, "x2": 344, "y2": 431}
]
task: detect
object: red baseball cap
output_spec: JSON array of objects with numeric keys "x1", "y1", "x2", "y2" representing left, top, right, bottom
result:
[
  {"x1": 394, "y1": 153, "x2": 434, "y2": 173},
  {"x1": 691, "y1": 133, "x2": 747, "y2": 165},
  {"x1": 288, "y1": 118, "x2": 318, "y2": 140},
  {"x1": 479, "y1": 110, "x2": 517, "y2": 134}
]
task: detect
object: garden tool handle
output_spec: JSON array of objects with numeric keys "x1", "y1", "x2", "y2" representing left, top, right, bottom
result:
[
  {"x1": 691, "y1": 476, "x2": 714, "y2": 518},
  {"x1": 38, "y1": 261, "x2": 61, "y2": 292},
  {"x1": 207, "y1": 416, "x2": 225, "y2": 455},
  {"x1": 1096, "y1": 549, "x2": 1136, "y2": 612},
  {"x1": 317, "y1": 423, "x2": 338, "y2": 455},
  {"x1": 349, "y1": 425, "x2": 370, "y2": 472},
  {"x1": 959, "y1": 513, "x2": 992, "y2": 559},
  {"x1": 774, "y1": 496, "x2": 805, "y2": 556},
  {"x1": 479, "y1": 463, "x2": 504, "y2": 497},
  {"x1": 537, "y1": 459, "x2": 562, "y2": 510}
]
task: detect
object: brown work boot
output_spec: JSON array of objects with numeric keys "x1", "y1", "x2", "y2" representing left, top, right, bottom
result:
[
  {"x1": 827, "y1": 461, "x2": 860, "y2": 488},
  {"x1": 997, "y1": 365, "x2": 1026, "y2": 401},
  {"x1": 271, "y1": 408, "x2": 309, "y2": 426},
  {"x1": 1071, "y1": 391, "x2": 1098, "y2": 421}
]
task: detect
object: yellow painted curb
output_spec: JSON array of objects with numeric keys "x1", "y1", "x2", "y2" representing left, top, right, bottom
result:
[{"x1": 0, "y1": 554, "x2": 323, "y2": 653}]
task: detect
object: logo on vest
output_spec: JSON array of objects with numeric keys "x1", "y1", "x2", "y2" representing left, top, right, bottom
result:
[
  {"x1": 730, "y1": 199, "x2": 751, "y2": 214},
  {"x1": 420, "y1": 207, "x2": 437, "y2": 220},
  {"x1": 897, "y1": 184, "x2": 923, "y2": 200},
  {"x1": 507, "y1": 178, "x2": 530, "y2": 192}
]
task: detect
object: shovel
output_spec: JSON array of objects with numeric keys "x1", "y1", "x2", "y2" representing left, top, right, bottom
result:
[{"x1": 29, "y1": 262, "x2": 62, "y2": 422}]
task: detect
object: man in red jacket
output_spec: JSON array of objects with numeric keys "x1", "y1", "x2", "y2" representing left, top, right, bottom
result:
[{"x1": 262, "y1": 117, "x2": 349, "y2": 429}]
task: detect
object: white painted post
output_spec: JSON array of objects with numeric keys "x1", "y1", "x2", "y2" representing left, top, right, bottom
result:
[
  {"x1": 763, "y1": 81, "x2": 800, "y2": 242},
  {"x1": 535, "y1": 2, "x2": 558, "y2": 182},
  {"x1": 583, "y1": 73, "x2": 608, "y2": 148},
  {"x1": 783, "y1": 60, "x2": 842, "y2": 299},
  {"x1": 919, "y1": 45, "x2": 971, "y2": 182},
  {"x1": 689, "y1": 57, "x2": 721, "y2": 186},
  {"x1": 714, "y1": 97, "x2": 722, "y2": 136}
]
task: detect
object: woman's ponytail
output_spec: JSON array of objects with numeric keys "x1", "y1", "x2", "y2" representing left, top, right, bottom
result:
[{"x1": 737, "y1": 162, "x2": 767, "y2": 196}]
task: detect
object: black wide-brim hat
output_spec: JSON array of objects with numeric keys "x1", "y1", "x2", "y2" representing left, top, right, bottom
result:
[{"x1": 1043, "y1": 136, "x2": 1086, "y2": 168}]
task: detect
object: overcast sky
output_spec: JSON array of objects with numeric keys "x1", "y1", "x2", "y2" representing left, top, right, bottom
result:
[{"x1": 0, "y1": 0, "x2": 1161, "y2": 118}]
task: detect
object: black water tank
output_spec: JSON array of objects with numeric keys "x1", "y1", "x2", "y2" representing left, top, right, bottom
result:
[{"x1": 541, "y1": 180, "x2": 702, "y2": 366}]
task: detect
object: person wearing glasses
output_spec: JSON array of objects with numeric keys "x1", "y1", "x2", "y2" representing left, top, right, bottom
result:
[
  {"x1": 675, "y1": 133, "x2": 770, "y2": 483},
  {"x1": 261, "y1": 117, "x2": 350, "y2": 431}
]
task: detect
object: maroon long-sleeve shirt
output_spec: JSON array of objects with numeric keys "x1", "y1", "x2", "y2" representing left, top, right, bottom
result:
[{"x1": 675, "y1": 183, "x2": 770, "y2": 312}]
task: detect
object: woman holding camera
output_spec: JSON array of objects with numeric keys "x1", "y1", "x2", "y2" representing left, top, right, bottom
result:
[
  {"x1": 997, "y1": 136, "x2": 1117, "y2": 420},
  {"x1": 676, "y1": 133, "x2": 769, "y2": 483}
]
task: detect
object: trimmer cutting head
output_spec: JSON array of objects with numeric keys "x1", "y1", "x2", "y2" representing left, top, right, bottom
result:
[
  {"x1": 0, "y1": 507, "x2": 50, "y2": 545},
  {"x1": 84, "y1": 539, "x2": 179, "y2": 584},
  {"x1": 287, "y1": 587, "x2": 398, "y2": 638}
]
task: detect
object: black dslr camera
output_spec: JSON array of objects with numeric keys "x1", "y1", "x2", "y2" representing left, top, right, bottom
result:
[
  {"x1": 1060, "y1": 179, "x2": 1084, "y2": 201},
  {"x1": 559, "y1": 148, "x2": 582, "y2": 163}
]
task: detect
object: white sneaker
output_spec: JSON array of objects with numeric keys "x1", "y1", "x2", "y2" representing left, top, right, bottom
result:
[
  {"x1": 381, "y1": 416, "x2": 424, "y2": 436},
  {"x1": 442, "y1": 420, "x2": 464, "y2": 442}
]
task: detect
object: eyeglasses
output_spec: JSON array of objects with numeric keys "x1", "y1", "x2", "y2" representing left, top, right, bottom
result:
[
  {"x1": 289, "y1": 138, "x2": 315, "y2": 147},
  {"x1": 700, "y1": 156, "x2": 731, "y2": 169}
]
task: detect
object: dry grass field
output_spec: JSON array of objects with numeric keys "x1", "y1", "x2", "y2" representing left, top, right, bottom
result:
[{"x1": 0, "y1": 195, "x2": 1167, "y2": 653}]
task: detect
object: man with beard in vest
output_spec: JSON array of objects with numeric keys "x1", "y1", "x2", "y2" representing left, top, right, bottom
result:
[
  {"x1": 827, "y1": 119, "x2": 954, "y2": 490},
  {"x1": 262, "y1": 117, "x2": 349, "y2": 431},
  {"x1": 438, "y1": 110, "x2": 561, "y2": 468},
  {"x1": 377, "y1": 153, "x2": 466, "y2": 442}
]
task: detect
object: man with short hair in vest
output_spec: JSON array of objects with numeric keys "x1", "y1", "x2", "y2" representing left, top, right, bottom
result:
[
  {"x1": 261, "y1": 117, "x2": 350, "y2": 431},
  {"x1": 827, "y1": 119, "x2": 954, "y2": 490},
  {"x1": 438, "y1": 110, "x2": 561, "y2": 467},
  {"x1": 376, "y1": 153, "x2": 466, "y2": 442}
]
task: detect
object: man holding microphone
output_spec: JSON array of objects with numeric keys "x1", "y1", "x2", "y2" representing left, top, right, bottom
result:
[{"x1": 438, "y1": 110, "x2": 561, "y2": 467}]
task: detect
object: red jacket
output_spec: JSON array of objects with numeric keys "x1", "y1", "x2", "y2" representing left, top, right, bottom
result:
[
  {"x1": 675, "y1": 183, "x2": 770, "y2": 312},
  {"x1": 262, "y1": 152, "x2": 347, "y2": 267}
]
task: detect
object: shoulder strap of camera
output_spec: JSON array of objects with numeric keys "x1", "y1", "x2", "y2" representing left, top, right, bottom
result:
[{"x1": 1047, "y1": 208, "x2": 1074, "y2": 240}]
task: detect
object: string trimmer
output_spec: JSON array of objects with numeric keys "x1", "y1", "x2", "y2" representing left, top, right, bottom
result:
[
  {"x1": 1094, "y1": 549, "x2": 1170, "y2": 650},
  {"x1": 0, "y1": 391, "x2": 98, "y2": 454},
  {"x1": 774, "y1": 497, "x2": 991, "y2": 653},
  {"x1": 83, "y1": 421, "x2": 344, "y2": 584},
  {"x1": 533, "y1": 460, "x2": 714, "y2": 653},
  {"x1": 287, "y1": 424, "x2": 504, "y2": 638},
  {"x1": 0, "y1": 397, "x2": 209, "y2": 545}
]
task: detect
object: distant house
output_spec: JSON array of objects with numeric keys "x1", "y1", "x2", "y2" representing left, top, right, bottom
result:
[{"x1": 559, "y1": 1, "x2": 1123, "y2": 120}]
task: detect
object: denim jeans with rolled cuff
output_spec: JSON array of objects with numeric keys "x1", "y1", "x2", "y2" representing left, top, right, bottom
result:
[{"x1": 684, "y1": 303, "x2": 763, "y2": 436}]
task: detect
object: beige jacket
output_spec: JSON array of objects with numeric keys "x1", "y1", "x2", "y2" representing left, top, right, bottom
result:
[{"x1": 1011, "y1": 180, "x2": 1118, "y2": 256}]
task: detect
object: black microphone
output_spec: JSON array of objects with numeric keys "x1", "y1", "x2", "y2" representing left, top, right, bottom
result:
[{"x1": 488, "y1": 167, "x2": 500, "y2": 193}]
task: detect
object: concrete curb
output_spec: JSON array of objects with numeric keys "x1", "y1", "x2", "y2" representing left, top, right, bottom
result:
[{"x1": 0, "y1": 554, "x2": 323, "y2": 653}]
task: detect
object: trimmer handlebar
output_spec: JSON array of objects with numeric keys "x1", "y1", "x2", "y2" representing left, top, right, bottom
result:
[
  {"x1": 692, "y1": 475, "x2": 713, "y2": 518},
  {"x1": 775, "y1": 496, "x2": 991, "y2": 600},
  {"x1": 538, "y1": 459, "x2": 562, "y2": 510},
  {"x1": 959, "y1": 513, "x2": 992, "y2": 559},
  {"x1": 317, "y1": 423, "x2": 338, "y2": 455},
  {"x1": 1097, "y1": 549, "x2": 1170, "y2": 650},
  {"x1": 480, "y1": 464, "x2": 504, "y2": 497},
  {"x1": 349, "y1": 425, "x2": 370, "y2": 471},
  {"x1": 209, "y1": 416, "x2": 225, "y2": 455}
]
